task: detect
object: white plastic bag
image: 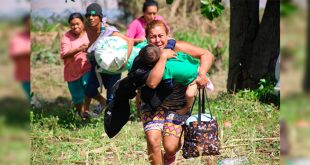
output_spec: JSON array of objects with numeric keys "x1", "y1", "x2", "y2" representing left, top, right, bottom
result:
[{"x1": 94, "y1": 36, "x2": 128, "y2": 72}]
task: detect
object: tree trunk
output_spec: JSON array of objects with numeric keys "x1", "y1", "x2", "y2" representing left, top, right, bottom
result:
[
  {"x1": 248, "y1": 0, "x2": 280, "y2": 87},
  {"x1": 227, "y1": 0, "x2": 259, "y2": 92},
  {"x1": 183, "y1": 0, "x2": 187, "y2": 18},
  {"x1": 228, "y1": 0, "x2": 279, "y2": 92},
  {"x1": 169, "y1": 0, "x2": 181, "y2": 19},
  {"x1": 304, "y1": 0, "x2": 310, "y2": 92}
]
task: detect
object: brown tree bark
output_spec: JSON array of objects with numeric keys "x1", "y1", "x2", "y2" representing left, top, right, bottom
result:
[
  {"x1": 304, "y1": 0, "x2": 310, "y2": 92},
  {"x1": 227, "y1": 0, "x2": 259, "y2": 92},
  {"x1": 248, "y1": 0, "x2": 280, "y2": 88},
  {"x1": 169, "y1": 0, "x2": 181, "y2": 19},
  {"x1": 227, "y1": 0, "x2": 279, "y2": 92}
]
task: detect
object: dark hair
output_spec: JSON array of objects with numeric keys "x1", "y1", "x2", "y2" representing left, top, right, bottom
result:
[
  {"x1": 142, "y1": 0, "x2": 159, "y2": 13},
  {"x1": 68, "y1": 12, "x2": 84, "y2": 24},
  {"x1": 139, "y1": 44, "x2": 161, "y2": 65},
  {"x1": 145, "y1": 20, "x2": 169, "y2": 38},
  {"x1": 22, "y1": 14, "x2": 30, "y2": 24}
]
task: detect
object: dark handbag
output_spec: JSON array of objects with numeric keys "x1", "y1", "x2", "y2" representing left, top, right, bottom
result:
[{"x1": 182, "y1": 88, "x2": 220, "y2": 159}]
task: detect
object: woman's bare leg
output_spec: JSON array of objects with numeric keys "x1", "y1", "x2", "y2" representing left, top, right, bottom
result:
[
  {"x1": 75, "y1": 103, "x2": 84, "y2": 114},
  {"x1": 176, "y1": 83, "x2": 197, "y2": 115},
  {"x1": 83, "y1": 94, "x2": 106, "y2": 111},
  {"x1": 163, "y1": 134, "x2": 182, "y2": 164},
  {"x1": 146, "y1": 130, "x2": 163, "y2": 165},
  {"x1": 83, "y1": 97, "x2": 91, "y2": 111}
]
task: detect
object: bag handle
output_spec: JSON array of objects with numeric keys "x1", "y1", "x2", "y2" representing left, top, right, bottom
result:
[
  {"x1": 182, "y1": 88, "x2": 212, "y2": 139},
  {"x1": 198, "y1": 89, "x2": 202, "y2": 125},
  {"x1": 203, "y1": 88, "x2": 213, "y2": 119},
  {"x1": 188, "y1": 88, "x2": 213, "y2": 120},
  {"x1": 188, "y1": 91, "x2": 197, "y2": 116},
  {"x1": 198, "y1": 88, "x2": 213, "y2": 125}
]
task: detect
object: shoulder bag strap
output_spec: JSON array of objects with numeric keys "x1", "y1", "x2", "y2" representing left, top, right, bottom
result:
[
  {"x1": 203, "y1": 88, "x2": 213, "y2": 119},
  {"x1": 198, "y1": 89, "x2": 202, "y2": 125},
  {"x1": 198, "y1": 88, "x2": 213, "y2": 124},
  {"x1": 188, "y1": 89, "x2": 198, "y2": 116}
]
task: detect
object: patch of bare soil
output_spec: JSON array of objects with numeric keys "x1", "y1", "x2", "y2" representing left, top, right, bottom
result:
[
  {"x1": 280, "y1": 61, "x2": 304, "y2": 99},
  {"x1": 210, "y1": 69, "x2": 227, "y2": 98},
  {"x1": 31, "y1": 31, "x2": 66, "y2": 47},
  {"x1": 31, "y1": 63, "x2": 71, "y2": 101},
  {"x1": 0, "y1": 61, "x2": 25, "y2": 99},
  {"x1": 32, "y1": 63, "x2": 108, "y2": 103}
]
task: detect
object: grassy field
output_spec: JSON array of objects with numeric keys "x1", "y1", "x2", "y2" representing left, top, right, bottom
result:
[{"x1": 31, "y1": 91, "x2": 279, "y2": 164}]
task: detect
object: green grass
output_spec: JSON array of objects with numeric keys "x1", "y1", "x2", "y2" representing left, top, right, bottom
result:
[
  {"x1": 0, "y1": 124, "x2": 30, "y2": 165},
  {"x1": 281, "y1": 94, "x2": 310, "y2": 124},
  {"x1": 31, "y1": 17, "x2": 68, "y2": 32},
  {"x1": 281, "y1": 94, "x2": 310, "y2": 157},
  {"x1": 31, "y1": 91, "x2": 279, "y2": 164},
  {"x1": 31, "y1": 33, "x2": 62, "y2": 65},
  {"x1": 0, "y1": 98, "x2": 30, "y2": 165}
]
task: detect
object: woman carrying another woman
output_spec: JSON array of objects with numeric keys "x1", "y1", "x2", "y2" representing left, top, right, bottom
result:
[
  {"x1": 60, "y1": 13, "x2": 95, "y2": 119},
  {"x1": 140, "y1": 20, "x2": 214, "y2": 165}
]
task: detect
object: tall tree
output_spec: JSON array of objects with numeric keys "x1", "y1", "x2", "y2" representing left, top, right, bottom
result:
[
  {"x1": 304, "y1": 1, "x2": 310, "y2": 92},
  {"x1": 227, "y1": 0, "x2": 280, "y2": 92}
]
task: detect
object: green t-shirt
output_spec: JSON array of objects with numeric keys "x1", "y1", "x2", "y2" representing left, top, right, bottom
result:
[
  {"x1": 124, "y1": 41, "x2": 148, "y2": 71},
  {"x1": 162, "y1": 52, "x2": 200, "y2": 85}
]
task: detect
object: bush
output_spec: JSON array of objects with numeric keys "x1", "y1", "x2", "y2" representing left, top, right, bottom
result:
[
  {"x1": 235, "y1": 79, "x2": 279, "y2": 106},
  {"x1": 31, "y1": 33, "x2": 62, "y2": 65},
  {"x1": 256, "y1": 79, "x2": 279, "y2": 106},
  {"x1": 31, "y1": 17, "x2": 68, "y2": 32},
  {"x1": 173, "y1": 31, "x2": 227, "y2": 73}
]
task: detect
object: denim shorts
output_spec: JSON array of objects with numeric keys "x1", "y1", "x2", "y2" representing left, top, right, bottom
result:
[
  {"x1": 84, "y1": 66, "x2": 121, "y2": 104},
  {"x1": 67, "y1": 72, "x2": 90, "y2": 104},
  {"x1": 21, "y1": 81, "x2": 31, "y2": 99}
]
